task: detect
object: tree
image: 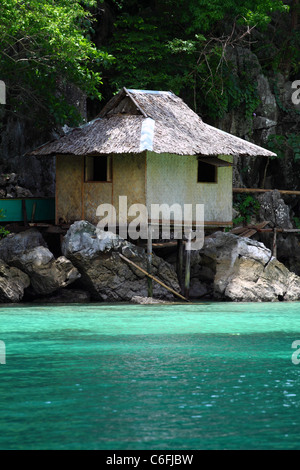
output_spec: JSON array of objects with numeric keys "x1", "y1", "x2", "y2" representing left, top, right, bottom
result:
[
  {"x1": 0, "y1": 0, "x2": 114, "y2": 126},
  {"x1": 106, "y1": 0, "x2": 290, "y2": 120}
]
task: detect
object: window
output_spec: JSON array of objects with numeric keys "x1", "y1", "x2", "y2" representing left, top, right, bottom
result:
[
  {"x1": 84, "y1": 156, "x2": 112, "y2": 182},
  {"x1": 197, "y1": 160, "x2": 217, "y2": 183}
]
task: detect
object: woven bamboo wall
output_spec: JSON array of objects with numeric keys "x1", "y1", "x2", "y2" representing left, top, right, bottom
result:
[
  {"x1": 146, "y1": 152, "x2": 233, "y2": 224},
  {"x1": 56, "y1": 155, "x2": 83, "y2": 224}
]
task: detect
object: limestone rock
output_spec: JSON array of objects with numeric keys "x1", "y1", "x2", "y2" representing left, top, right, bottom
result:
[
  {"x1": 62, "y1": 220, "x2": 180, "y2": 301},
  {"x1": 257, "y1": 190, "x2": 293, "y2": 229},
  {"x1": 0, "y1": 229, "x2": 47, "y2": 261},
  {"x1": 19, "y1": 250, "x2": 80, "y2": 295},
  {"x1": 0, "y1": 229, "x2": 80, "y2": 295},
  {"x1": 0, "y1": 260, "x2": 30, "y2": 303},
  {"x1": 255, "y1": 74, "x2": 278, "y2": 122},
  {"x1": 197, "y1": 232, "x2": 300, "y2": 302}
]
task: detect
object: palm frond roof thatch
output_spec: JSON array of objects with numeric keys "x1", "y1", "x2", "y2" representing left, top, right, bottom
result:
[{"x1": 30, "y1": 87, "x2": 276, "y2": 158}]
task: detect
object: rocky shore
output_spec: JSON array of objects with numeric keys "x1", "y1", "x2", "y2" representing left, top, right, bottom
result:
[{"x1": 1, "y1": 220, "x2": 300, "y2": 304}]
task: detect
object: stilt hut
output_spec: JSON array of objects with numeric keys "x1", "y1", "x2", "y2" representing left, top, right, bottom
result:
[{"x1": 30, "y1": 87, "x2": 276, "y2": 229}]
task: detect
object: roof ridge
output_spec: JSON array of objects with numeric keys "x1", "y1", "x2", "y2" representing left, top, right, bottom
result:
[
  {"x1": 124, "y1": 87, "x2": 148, "y2": 118},
  {"x1": 127, "y1": 89, "x2": 174, "y2": 96}
]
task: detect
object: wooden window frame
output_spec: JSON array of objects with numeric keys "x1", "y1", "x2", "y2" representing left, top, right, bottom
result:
[
  {"x1": 197, "y1": 159, "x2": 218, "y2": 184},
  {"x1": 84, "y1": 155, "x2": 112, "y2": 183}
]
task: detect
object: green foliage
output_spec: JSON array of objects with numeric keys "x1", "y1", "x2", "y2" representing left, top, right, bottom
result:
[
  {"x1": 233, "y1": 195, "x2": 260, "y2": 226},
  {"x1": 287, "y1": 134, "x2": 300, "y2": 162},
  {"x1": 0, "y1": 0, "x2": 292, "y2": 126},
  {"x1": 267, "y1": 134, "x2": 300, "y2": 162},
  {"x1": 156, "y1": 0, "x2": 288, "y2": 33},
  {"x1": 267, "y1": 134, "x2": 287, "y2": 159},
  {"x1": 0, "y1": 0, "x2": 114, "y2": 126},
  {"x1": 293, "y1": 217, "x2": 300, "y2": 230},
  {"x1": 0, "y1": 209, "x2": 9, "y2": 239},
  {"x1": 108, "y1": 15, "x2": 171, "y2": 91},
  {"x1": 107, "y1": 0, "x2": 287, "y2": 120}
]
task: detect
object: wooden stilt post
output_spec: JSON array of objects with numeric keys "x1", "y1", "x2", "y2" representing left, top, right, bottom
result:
[
  {"x1": 176, "y1": 239, "x2": 184, "y2": 291},
  {"x1": 184, "y1": 232, "x2": 191, "y2": 299},
  {"x1": 22, "y1": 199, "x2": 28, "y2": 227},
  {"x1": 273, "y1": 227, "x2": 277, "y2": 258},
  {"x1": 31, "y1": 202, "x2": 36, "y2": 224},
  {"x1": 147, "y1": 224, "x2": 153, "y2": 297}
]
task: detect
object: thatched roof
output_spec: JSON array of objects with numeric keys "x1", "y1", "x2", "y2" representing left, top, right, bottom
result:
[{"x1": 30, "y1": 87, "x2": 276, "y2": 158}]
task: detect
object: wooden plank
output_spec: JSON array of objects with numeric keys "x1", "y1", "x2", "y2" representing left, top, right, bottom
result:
[
  {"x1": 230, "y1": 226, "x2": 248, "y2": 235},
  {"x1": 197, "y1": 156, "x2": 233, "y2": 167},
  {"x1": 233, "y1": 188, "x2": 300, "y2": 196},
  {"x1": 149, "y1": 219, "x2": 232, "y2": 227},
  {"x1": 240, "y1": 229, "x2": 257, "y2": 238},
  {"x1": 119, "y1": 253, "x2": 189, "y2": 302},
  {"x1": 256, "y1": 221, "x2": 270, "y2": 229},
  {"x1": 230, "y1": 221, "x2": 271, "y2": 238}
]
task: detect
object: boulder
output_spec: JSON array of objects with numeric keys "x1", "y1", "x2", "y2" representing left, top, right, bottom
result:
[
  {"x1": 0, "y1": 229, "x2": 47, "y2": 260},
  {"x1": 62, "y1": 220, "x2": 180, "y2": 301},
  {"x1": 0, "y1": 260, "x2": 30, "y2": 303},
  {"x1": 0, "y1": 229, "x2": 80, "y2": 295},
  {"x1": 197, "y1": 232, "x2": 300, "y2": 302},
  {"x1": 257, "y1": 190, "x2": 293, "y2": 229}
]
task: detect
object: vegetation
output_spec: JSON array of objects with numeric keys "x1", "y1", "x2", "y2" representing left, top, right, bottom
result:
[
  {"x1": 0, "y1": 0, "x2": 114, "y2": 126},
  {"x1": 105, "y1": 0, "x2": 290, "y2": 120},
  {"x1": 0, "y1": 0, "x2": 294, "y2": 126},
  {"x1": 0, "y1": 0, "x2": 299, "y2": 199},
  {"x1": 267, "y1": 134, "x2": 300, "y2": 162},
  {"x1": 233, "y1": 194, "x2": 261, "y2": 226}
]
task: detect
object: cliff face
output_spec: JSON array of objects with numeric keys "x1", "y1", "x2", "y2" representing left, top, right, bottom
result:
[
  {"x1": 216, "y1": 47, "x2": 300, "y2": 192},
  {"x1": 0, "y1": 7, "x2": 299, "y2": 200},
  {"x1": 0, "y1": 117, "x2": 55, "y2": 197},
  {"x1": 0, "y1": 82, "x2": 87, "y2": 198}
]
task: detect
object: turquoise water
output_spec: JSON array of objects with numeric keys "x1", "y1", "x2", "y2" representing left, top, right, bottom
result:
[{"x1": 0, "y1": 301, "x2": 300, "y2": 450}]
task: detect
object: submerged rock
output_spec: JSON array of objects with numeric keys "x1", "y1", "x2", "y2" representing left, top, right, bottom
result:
[
  {"x1": 62, "y1": 220, "x2": 180, "y2": 301},
  {"x1": 0, "y1": 229, "x2": 80, "y2": 296},
  {"x1": 197, "y1": 232, "x2": 300, "y2": 301},
  {"x1": 0, "y1": 260, "x2": 30, "y2": 303},
  {"x1": 130, "y1": 296, "x2": 173, "y2": 304}
]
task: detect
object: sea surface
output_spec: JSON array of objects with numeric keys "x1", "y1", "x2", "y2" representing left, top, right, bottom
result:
[{"x1": 0, "y1": 301, "x2": 300, "y2": 450}]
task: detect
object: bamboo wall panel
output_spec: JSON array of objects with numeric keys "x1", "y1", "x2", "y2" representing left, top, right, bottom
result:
[
  {"x1": 113, "y1": 153, "x2": 146, "y2": 223},
  {"x1": 83, "y1": 182, "x2": 113, "y2": 225},
  {"x1": 146, "y1": 152, "x2": 233, "y2": 223},
  {"x1": 56, "y1": 155, "x2": 83, "y2": 224}
]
